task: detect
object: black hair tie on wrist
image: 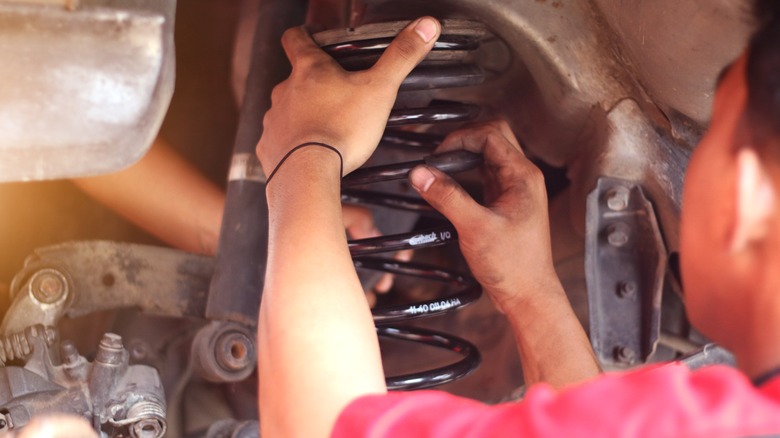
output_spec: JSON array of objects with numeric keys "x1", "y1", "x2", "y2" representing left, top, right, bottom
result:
[{"x1": 265, "y1": 142, "x2": 344, "y2": 186}]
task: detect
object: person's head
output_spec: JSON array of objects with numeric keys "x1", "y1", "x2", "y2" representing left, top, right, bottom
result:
[{"x1": 681, "y1": 0, "x2": 780, "y2": 355}]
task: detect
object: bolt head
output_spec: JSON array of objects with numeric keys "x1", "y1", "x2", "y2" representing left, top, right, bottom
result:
[
  {"x1": 617, "y1": 281, "x2": 637, "y2": 298},
  {"x1": 29, "y1": 269, "x2": 68, "y2": 304},
  {"x1": 614, "y1": 346, "x2": 637, "y2": 364},
  {"x1": 605, "y1": 186, "x2": 631, "y2": 211},
  {"x1": 129, "y1": 340, "x2": 149, "y2": 361},
  {"x1": 606, "y1": 223, "x2": 630, "y2": 247}
]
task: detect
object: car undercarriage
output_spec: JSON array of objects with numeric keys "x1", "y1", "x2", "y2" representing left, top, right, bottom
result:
[{"x1": 0, "y1": 0, "x2": 751, "y2": 436}]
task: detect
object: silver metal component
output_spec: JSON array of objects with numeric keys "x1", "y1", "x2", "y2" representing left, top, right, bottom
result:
[
  {"x1": 29, "y1": 269, "x2": 68, "y2": 305},
  {"x1": 59, "y1": 340, "x2": 78, "y2": 365},
  {"x1": 126, "y1": 400, "x2": 167, "y2": 438},
  {"x1": 0, "y1": 0, "x2": 176, "y2": 182},
  {"x1": 606, "y1": 186, "x2": 631, "y2": 211},
  {"x1": 617, "y1": 281, "x2": 637, "y2": 298},
  {"x1": 0, "y1": 326, "x2": 165, "y2": 435},
  {"x1": 1, "y1": 241, "x2": 214, "y2": 335},
  {"x1": 614, "y1": 346, "x2": 637, "y2": 364},
  {"x1": 96, "y1": 333, "x2": 124, "y2": 366},
  {"x1": 606, "y1": 223, "x2": 630, "y2": 248},
  {"x1": 228, "y1": 153, "x2": 266, "y2": 183},
  {"x1": 0, "y1": 325, "x2": 56, "y2": 366},
  {"x1": 586, "y1": 177, "x2": 666, "y2": 367}
]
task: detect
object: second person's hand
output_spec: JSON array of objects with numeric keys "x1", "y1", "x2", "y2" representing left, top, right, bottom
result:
[{"x1": 407, "y1": 120, "x2": 561, "y2": 313}]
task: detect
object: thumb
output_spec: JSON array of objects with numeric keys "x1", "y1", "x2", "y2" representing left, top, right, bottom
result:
[
  {"x1": 409, "y1": 165, "x2": 485, "y2": 230},
  {"x1": 371, "y1": 17, "x2": 440, "y2": 86}
]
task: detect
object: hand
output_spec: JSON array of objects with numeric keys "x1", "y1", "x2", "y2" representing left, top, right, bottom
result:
[
  {"x1": 342, "y1": 205, "x2": 413, "y2": 306},
  {"x1": 408, "y1": 120, "x2": 558, "y2": 312},
  {"x1": 257, "y1": 17, "x2": 441, "y2": 177}
]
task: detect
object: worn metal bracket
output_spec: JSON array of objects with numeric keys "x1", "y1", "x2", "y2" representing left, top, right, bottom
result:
[
  {"x1": 585, "y1": 177, "x2": 666, "y2": 366},
  {"x1": 1, "y1": 241, "x2": 213, "y2": 335}
]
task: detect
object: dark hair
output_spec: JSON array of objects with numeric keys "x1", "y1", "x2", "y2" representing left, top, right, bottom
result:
[{"x1": 742, "y1": 1, "x2": 780, "y2": 148}]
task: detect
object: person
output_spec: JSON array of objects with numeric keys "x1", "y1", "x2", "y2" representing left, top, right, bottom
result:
[{"x1": 255, "y1": 2, "x2": 780, "y2": 437}]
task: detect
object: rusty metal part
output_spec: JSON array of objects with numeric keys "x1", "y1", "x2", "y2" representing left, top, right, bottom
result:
[
  {"x1": 28, "y1": 268, "x2": 69, "y2": 305},
  {"x1": 191, "y1": 321, "x2": 256, "y2": 383},
  {"x1": 1, "y1": 241, "x2": 213, "y2": 335},
  {"x1": 0, "y1": 328, "x2": 166, "y2": 436},
  {"x1": 586, "y1": 177, "x2": 666, "y2": 366},
  {"x1": 0, "y1": 325, "x2": 56, "y2": 366}
]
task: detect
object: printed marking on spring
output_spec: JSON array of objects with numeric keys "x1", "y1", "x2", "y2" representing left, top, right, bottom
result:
[
  {"x1": 408, "y1": 230, "x2": 453, "y2": 246},
  {"x1": 408, "y1": 297, "x2": 463, "y2": 315}
]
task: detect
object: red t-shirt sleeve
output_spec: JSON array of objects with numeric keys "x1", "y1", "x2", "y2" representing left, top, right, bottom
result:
[{"x1": 332, "y1": 364, "x2": 780, "y2": 438}]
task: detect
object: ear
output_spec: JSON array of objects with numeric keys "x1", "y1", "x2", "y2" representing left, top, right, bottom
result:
[{"x1": 730, "y1": 147, "x2": 777, "y2": 252}]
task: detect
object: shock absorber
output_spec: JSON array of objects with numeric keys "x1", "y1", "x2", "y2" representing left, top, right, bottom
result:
[{"x1": 314, "y1": 19, "x2": 490, "y2": 390}]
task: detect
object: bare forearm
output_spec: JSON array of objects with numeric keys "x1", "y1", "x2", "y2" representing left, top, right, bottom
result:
[
  {"x1": 499, "y1": 278, "x2": 600, "y2": 389},
  {"x1": 259, "y1": 149, "x2": 385, "y2": 438},
  {"x1": 73, "y1": 140, "x2": 224, "y2": 255}
]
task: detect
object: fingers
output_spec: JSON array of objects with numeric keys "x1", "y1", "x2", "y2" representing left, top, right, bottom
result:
[
  {"x1": 437, "y1": 120, "x2": 521, "y2": 155},
  {"x1": 342, "y1": 205, "x2": 380, "y2": 240},
  {"x1": 373, "y1": 250, "x2": 412, "y2": 293},
  {"x1": 371, "y1": 17, "x2": 441, "y2": 88},
  {"x1": 408, "y1": 165, "x2": 486, "y2": 230}
]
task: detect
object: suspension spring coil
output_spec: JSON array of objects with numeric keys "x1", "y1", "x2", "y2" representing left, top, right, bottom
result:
[{"x1": 314, "y1": 19, "x2": 490, "y2": 390}]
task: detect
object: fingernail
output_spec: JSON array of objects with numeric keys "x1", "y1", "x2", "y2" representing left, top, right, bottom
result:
[
  {"x1": 414, "y1": 17, "x2": 437, "y2": 43},
  {"x1": 410, "y1": 166, "x2": 435, "y2": 192}
]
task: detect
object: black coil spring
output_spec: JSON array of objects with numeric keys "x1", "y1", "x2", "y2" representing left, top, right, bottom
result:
[{"x1": 315, "y1": 19, "x2": 489, "y2": 390}]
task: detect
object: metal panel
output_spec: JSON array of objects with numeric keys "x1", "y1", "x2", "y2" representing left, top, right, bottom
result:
[{"x1": 0, "y1": 0, "x2": 175, "y2": 181}]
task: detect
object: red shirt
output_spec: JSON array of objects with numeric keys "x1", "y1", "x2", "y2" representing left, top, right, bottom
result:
[{"x1": 333, "y1": 363, "x2": 780, "y2": 437}]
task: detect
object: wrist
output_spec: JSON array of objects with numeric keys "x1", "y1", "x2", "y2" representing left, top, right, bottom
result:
[
  {"x1": 490, "y1": 271, "x2": 567, "y2": 317},
  {"x1": 262, "y1": 144, "x2": 343, "y2": 191}
]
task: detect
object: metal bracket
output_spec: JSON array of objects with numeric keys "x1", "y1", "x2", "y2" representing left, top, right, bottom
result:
[
  {"x1": 585, "y1": 177, "x2": 666, "y2": 366},
  {"x1": 1, "y1": 241, "x2": 213, "y2": 335}
]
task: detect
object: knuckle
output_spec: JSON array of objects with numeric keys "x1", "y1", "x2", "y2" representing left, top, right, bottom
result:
[
  {"x1": 281, "y1": 27, "x2": 296, "y2": 45},
  {"x1": 437, "y1": 181, "x2": 461, "y2": 207},
  {"x1": 392, "y1": 37, "x2": 419, "y2": 64}
]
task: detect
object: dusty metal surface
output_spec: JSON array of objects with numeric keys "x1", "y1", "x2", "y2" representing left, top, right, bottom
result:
[
  {"x1": 585, "y1": 177, "x2": 666, "y2": 367},
  {"x1": 0, "y1": 328, "x2": 166, "y2": 436},
  {"x1": 0, "y1": 0, "x2": 176, "y2": 182},
  {"x1": 1, "y1": 241, "x2": 212, "y2": 335}
]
